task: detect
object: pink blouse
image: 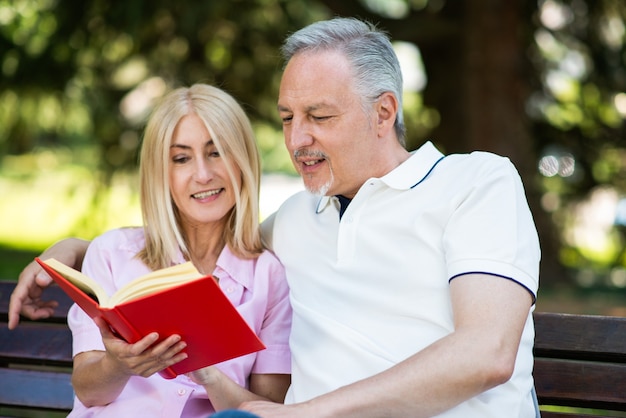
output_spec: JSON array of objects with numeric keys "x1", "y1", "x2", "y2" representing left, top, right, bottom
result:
[{"x1": 67, "y1": 227, "x2": 291, "y2": 417}]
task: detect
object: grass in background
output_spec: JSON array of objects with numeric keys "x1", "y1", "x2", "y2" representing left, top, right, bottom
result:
[
  {"x1": 0, "y1": 244, "x2": 40, "y2": 280},
  {"x1": 0, "y1": 150, "x2": 141, "y2": 280}
]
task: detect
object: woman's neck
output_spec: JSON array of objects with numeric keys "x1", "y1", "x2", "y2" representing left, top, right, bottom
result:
[{"x1": 183, "y1": 223, "x2": 226, "y2": 276}]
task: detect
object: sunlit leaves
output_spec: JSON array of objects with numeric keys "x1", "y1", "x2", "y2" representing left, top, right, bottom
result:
[
  {"x1": 0, "y1": 0, "x2": 57, "y2": 55},
  {"x1": 110, "y1": 57, "x2": 149, "y2": 90},
  {"x1": 533, "y1": 0, "x2": 626, "y2": 134},
  {"x1": 0, "y1": 0, "x2": 330, "y2": 175}
]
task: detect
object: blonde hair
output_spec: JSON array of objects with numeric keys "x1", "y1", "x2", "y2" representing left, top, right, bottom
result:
[{"x1": 138, "y1": 84, "x2": 262, "y2": 270}]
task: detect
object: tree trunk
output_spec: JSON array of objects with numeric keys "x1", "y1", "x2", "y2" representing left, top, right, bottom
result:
[{"x1": 417, "y1": 0, "x2": 565, "y2": 285}]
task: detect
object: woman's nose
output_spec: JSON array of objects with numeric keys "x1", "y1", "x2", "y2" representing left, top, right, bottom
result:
[{"x1": 193, "y1": 160, "x2": 213, "y2": 183}]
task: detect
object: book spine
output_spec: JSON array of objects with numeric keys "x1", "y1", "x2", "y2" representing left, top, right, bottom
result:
[{"x1": 101, "y1": 308, "x2": 143, "y2": 343}]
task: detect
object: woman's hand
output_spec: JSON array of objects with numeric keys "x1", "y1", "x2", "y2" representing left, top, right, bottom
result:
[
  {"x1": 72, "y1": 317, "x2": 189, "y2": 406},
  {"x1": 95, "y1": 316, "x2": 188, "y2": 377}
]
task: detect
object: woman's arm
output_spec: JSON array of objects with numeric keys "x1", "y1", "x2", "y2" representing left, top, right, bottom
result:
[{"x1": 73, "y1": 317, "x2": 188, "y2": 406}]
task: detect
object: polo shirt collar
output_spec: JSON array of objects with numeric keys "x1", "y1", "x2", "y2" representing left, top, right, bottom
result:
[
  {"x1": 315, "y1": 141, "x2": 445, "y2": 213},
  {"x1": 381, "y1": 140, "x2": 445, "y2": 190}
]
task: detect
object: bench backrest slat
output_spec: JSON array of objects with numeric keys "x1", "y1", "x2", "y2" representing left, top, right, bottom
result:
[
  {"x1": 534, "y1": 312, "x2": 626, "y2": 361},
  {"x1": 534, "y1": 358, "x2": 626, "y2": 410},
  {"x1": 0, "y1": 323, "x2": 72, "y2": 365},
  {"x1": 0, "y1": 368, "x2": 74, "y2": 411}
]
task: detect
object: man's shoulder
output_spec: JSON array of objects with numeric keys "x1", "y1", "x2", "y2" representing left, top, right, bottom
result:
[
  {"x1": 277, "y1": 189, "x2": 319, "y2": 213},
  {"x1": 260, "y1": 190, "x2": 316, "y2": 250},
  {"x1": 441, "y1": 150, "x2": 517, "y2": 178}
]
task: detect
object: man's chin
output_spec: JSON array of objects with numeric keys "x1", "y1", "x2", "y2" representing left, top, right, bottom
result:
[{"x1": 304, "y1": 180, "x2": 333, "y2": 197}]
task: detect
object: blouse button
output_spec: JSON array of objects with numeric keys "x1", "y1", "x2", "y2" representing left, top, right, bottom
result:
[{"x1": 178, "y1": 388, "x2": 186, "y2": 396}]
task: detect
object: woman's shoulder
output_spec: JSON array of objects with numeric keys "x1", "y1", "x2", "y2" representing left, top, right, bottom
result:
[
  {"x1": 91, "y1": 227, "x2": 145, "y2": 252},
  {"x1": 256, "y1": 248, "x2": 283, "y2": 269}
]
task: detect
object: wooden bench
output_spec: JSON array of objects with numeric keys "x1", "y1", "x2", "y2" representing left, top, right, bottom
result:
[
  {"x1": 533, "y1": 311, "x2": 626, "y2": 417},
  {"x1": 1, "y1": 279, "x2": 626, "y2": 416}
]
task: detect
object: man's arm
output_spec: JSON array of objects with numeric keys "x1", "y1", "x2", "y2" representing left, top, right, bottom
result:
[
  {"x1": 241, "y1": 274, "x2": 533, "y2": 418},
  {"x1": 8, "y1": 238, "x2": 91, "y2": 329}
]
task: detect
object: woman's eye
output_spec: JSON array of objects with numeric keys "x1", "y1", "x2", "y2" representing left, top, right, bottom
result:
[{"x1": 172, "y1": 155, "x2": 189, "y2": 164}]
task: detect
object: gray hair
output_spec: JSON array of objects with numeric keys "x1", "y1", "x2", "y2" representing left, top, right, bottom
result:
[{"x1": 281, "y1": 17, "x2": 406, "y2": 145}]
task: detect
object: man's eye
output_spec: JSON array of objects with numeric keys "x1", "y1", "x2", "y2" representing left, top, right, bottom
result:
[
  {"x1": 281, "y1": 116, "x2": 293, "y2": 123},
  {"x1": 312, "y1": 115, "x2": 330, "y2": 121}
]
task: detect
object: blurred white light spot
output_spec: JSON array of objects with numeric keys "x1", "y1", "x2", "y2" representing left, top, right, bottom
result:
[
  {"x1": 610, "y1": 268, "x2": 626, "y2": 288},
  {"x1": 539, "y1": 155, "x2": 559, "y2": 176},
  {"x1": 538, "y1": 153, "x2": 575, "y2": 177},
  {"x1": 120, "y1": 77, "x2": 167, "y2": 125},
  {"x1": 539, "y1": 0, "x2": 573, "y2": 31},
  {"x1": 558, "y1": 154, "x2": 575, "y2": 177},
  {"x1": 541, "y1": 191, "x2": 561, "y2": 212},
  {"x1": 614, "y1": 93, "x2": 626, "y2": 117},
  {"x1": 393, "y1": 41, "x2": 426, "y2": 92}
]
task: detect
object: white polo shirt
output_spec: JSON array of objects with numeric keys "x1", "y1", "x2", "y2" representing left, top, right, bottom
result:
[{"x1": 263, "y1": 141, "x2": 540, "y2": 417}]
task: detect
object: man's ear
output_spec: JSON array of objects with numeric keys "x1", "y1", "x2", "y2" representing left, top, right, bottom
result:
[{"x1": 376, "y1": 92, "x2": 399, "y2": 137}]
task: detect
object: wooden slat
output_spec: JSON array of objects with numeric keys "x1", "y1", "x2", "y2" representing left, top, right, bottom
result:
[
  {"x1": 534, "y1": 312, "x2": 626, "y2": 362},
  {"x1": 534, "y1": 358, "x2": 626, "y2": 411},
  {"x1": 541, "y1": 412, "x2": 617, "y2": 418},
  {"x1": 0, "y1": 368, "x2": 73, "y2": 411},
  {"x1": 0, "y1": 323, "x2": 72, "y2": 366}
]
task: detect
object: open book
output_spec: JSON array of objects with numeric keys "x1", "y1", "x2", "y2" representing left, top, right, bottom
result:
[{"x1": 36, "y1": 257, "x2": 265, "y2": 379}]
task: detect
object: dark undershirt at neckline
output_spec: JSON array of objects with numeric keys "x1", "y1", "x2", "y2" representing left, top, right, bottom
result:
[{"x1": 336, "y1": 195, "x2": 352, "y2": 219}]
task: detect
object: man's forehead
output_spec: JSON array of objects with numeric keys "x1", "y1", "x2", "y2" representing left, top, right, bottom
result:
[{"x1": 277, "y1": 101, "x2": 337, "y2": 112}]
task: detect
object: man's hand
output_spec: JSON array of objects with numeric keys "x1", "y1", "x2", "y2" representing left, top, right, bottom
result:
[
  {"x1": 188, "y1": 365, "x2": 220, "y2": 386},
  {"x1": 8, "y1": 238, "x2": 90, "y2": 329},
  {"x1": 8, "y1": 259, "x2": 57, "y2": 329},
  {"x1": 240, "y1": 400, "x2": 314, "y2": 418}
]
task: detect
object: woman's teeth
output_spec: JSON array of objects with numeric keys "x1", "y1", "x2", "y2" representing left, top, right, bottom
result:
[{"x1": 193, "y1": 189, "x2": 221, "y2": 199}]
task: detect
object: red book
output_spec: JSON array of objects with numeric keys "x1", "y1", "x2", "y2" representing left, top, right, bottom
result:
[{"x1": 36, "y1": 257, "x2": 265, "y2": 379}]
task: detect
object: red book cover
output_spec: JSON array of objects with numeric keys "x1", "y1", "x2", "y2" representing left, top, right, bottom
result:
[{"x1": 36, "y1": 257, "x2": 265, "y2": 379}]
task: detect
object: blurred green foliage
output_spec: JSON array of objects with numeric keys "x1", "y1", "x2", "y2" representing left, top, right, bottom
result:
[
  {"x1": 0, "y1": 0, "x2": 330, "y2": 174},
  {"x1": 2, "y1": 0, "x2": 626, "y2": 290}
]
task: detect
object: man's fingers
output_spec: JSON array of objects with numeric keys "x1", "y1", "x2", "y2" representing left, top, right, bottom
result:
[{"x1": 8, "y1": 262, "x2": 56, "y2": 329}]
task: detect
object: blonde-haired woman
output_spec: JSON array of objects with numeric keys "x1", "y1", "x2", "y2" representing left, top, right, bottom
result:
[{"x1": 67, "y1": 84, "x2": 291, "y2": 417}]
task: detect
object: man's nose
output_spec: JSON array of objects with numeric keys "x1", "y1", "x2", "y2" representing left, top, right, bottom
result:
[{"x1": 287, "y1": 118, "x2": 314, "y2": 150}]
